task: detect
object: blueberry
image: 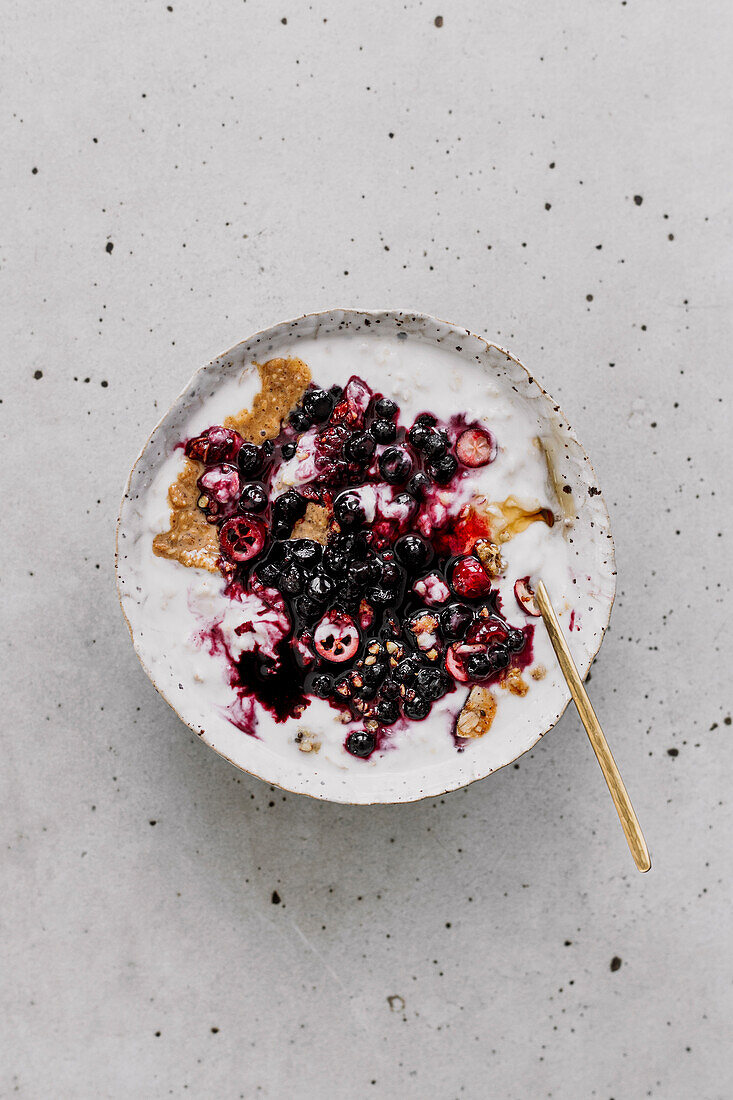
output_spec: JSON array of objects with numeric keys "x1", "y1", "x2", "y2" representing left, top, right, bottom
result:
[
  {"x1": 439, "y1": 602, "x2": 475, "y2": 638},
  {"x1": 507, "y1": 629, "x2": 526, "y2": 652},
  {"x1": 295, "y1": 595, "x2": 323, "y2": 622},
  {"x1": 329, "y1": 384, "x2": 344, "y2": 401},
  {"x1": 421, "y1": 430, "x2": 446, "y2": 459},
  {"x1": 345, "y1": 729, "x2": 376, "y2": 758},
  {"x1": 429, "y1": 453, "x2": 458, "y2": 484},
  {"x1": 334, "y1": 490, "x2": 367, "y2": 528},
  {"x1": 466, "y1": 652, "x2": 493, "y2": 681},
  {"x1": 345, "y1": 431, "x2": 376, "y2": 463},
  {"x1": 407, "y1": 472, "x2": 431, "y2": 499},
  {"x1": 362, "y1": 661, "x2": 388, "y2": 688},
  {"x1": 379, "y1": 447, "x2": 413, "y2": 485},
  {"x1": 303, "y1": 388, "x2": 334, "y2": 422},
  {"x1": 380, "y1": 560, "x2": 406, "y2": 589},
  {"x1": 380, "y1": 679, "x2": 400, "y2": 700},
  {"x1": 414, "y1": 667, "x2": 449, "y2": 700},
  {"x1": 281, "y1": 442, "x2": 297, "y2": 460},
  {"x1": 237, "y1": 443, "x2": 263, "y2": 476},
  {"x1": 308, "y1": 572, "x2": 335, "y2": 600},
  {"x1": 394, "y1": 534, "x2": 433, "y2": 571},
  {"x1": 394, "y1": 656, "x2": 422, "y2": 684},
  {"x1": 289, "y1": 410, "x2": 312, "y2": 433},
  {"x1": 367, "y1": 585, "x2": 399, "y2": 607},
  {"x1": 279, "y1": 562, "x2": 304, "y2": 595},
  {"x1": 310, "y1": 673, "x2": 333, "y2": 698},
  {"x1": 415, "y1": 413, "x2": 437, "y2": 427},
  {"x1": 403, "y1": 696, "x2": 431, "y2": 720},
  {"x1": 489, "y1": 643, "x2": 510, "y2": 670},
  {"x1": 375, "y1": 397, "x2": 398, "y2": 419},
  {"x1": 407, "y1": 423, "x2": 431, "y2": 449},
  {"x1": 370, "y1": 418, "x2": 397, "y2": 444},
  {"x1": 291, "y1": 539, "x2": 323, "y2": 569},
  {"x1": 257, "y1": 562, "x2": 282, "y2": 587},
  {"x1": 239, "y1": 482, "x2": 268, "y2": 513},
  {"x1": 271, "y1": 490, "x2": 307, "y2": 538},
  {"x1": 323, "y1": 547, "x2": 350, "y2": 577},
  {"x1": 351, "y1": 559, "x2": 381, "y2": 587},
  {"x1": 376, "y1": 698, "x2": 400, "y2": 725}
]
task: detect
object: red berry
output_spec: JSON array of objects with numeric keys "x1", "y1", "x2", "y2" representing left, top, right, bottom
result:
[
  {"x1": 450, "y1": 556, "x2": 493, "y2": 598},
  {"x1": 198, "y1": 463, "x2": 240, "y2": 504},
  {"x1": 514, "y1": 576, "x2": 540, "y2": 616},
  {"x1": 445, "y1": 642, "x2": 485, "y2": 683},
  {"x1": 313, "y1": 610, "x2": 360, "y2": 663},
  {"x1": 185, "y1": 425, "x2": 243, "y2": 465},
  {"x1": 218, "y1": 515, "x2": 267, "y2": 562},
  {"x1": 466, "y1": 617, "x2": 508, "y2": 645},
  {"x1": 456, "y1": 427, "x2": 496, "y2": 468}
]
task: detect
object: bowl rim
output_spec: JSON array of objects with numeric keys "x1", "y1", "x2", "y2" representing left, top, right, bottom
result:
[{"x1": 115, "y1": 307, "x2": 616, "y2": 804}]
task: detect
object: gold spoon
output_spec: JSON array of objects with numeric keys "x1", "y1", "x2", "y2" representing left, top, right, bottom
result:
[{"x1": 535, "y1": 580, "x2": 651, "y2": 873}]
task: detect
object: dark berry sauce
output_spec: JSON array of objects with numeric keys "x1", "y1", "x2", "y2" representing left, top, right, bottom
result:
[{"x1": 185, "y1": 375, "x2": 542, "y2": 755}]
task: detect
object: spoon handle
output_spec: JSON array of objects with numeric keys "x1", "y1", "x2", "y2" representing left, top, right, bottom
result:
[{"x1": 535, "y1": 580, "x2": 651, "y2": 873}]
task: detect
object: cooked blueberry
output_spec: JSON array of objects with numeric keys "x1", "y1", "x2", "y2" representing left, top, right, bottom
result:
[
  {"x1": 304, "y1": 388, "x2": 334, "y2": 422},
  {"x1": 415, "y1": 413, "x2": 437, "y2": 427},
  {"x1": 376, "y1": 698, "x2": 400, "y2": 725},
  {"x1": 291, "y1": 539, "x2": 322, "y2": 569},
  {"x1": 308, "y1": 572, "x2": 335, "y2": 600},
  {"x1": 239, "y1": 482, "x2": 268, "y2": 513},
  {"x1": 439, "y1": 602, "x2": 475, "y2": 638},
  {"x1": 329, "y1": 384, "x2": 344, "y2": 401},
  {"x1": 310, "y1": 673, "x2": 333, "y2": 698},
  {"x1": 323, "y1": 547, "x2": 350, "y2": 576},
  {"x1": 362, "y1": 661, "x2": 388, "y2": 688},
  {"x1": 414, "y1": 667, "x2": 449, "y2": 700},
  {"x1": 466, "y1": 652, "x2": 493, "y2": 680},
  {"x1": 334, "y1": 490, "x2": 367, "y2": 528},
  {"x1": 380, "y1": 679, "x2": 400, "y2": 700},
  {"x1": 394, "y1": 534, "x2": 433, "y2": 571},
  {"x1": 488, "y1": 643, "x2": 510, "y2": 670},
  {"x1": 380, "y1": 560, "x2": 406, "y2": 589},
  {"x1": 367, "y1": 585, "x2": 398, "y2": 607},
  {"x1": 429, "y1": 453, "x2": 458, "y2": 484},
  {"x1": 289, "y1": 409, "x2": 312, "y2": 432},
  {"x1": 272, "y1": 491, "x2": 307, "y2": 537},
  {"x1": 421, "y1": 430, "x2": 446, "y2": 458},
  {"x1": 375, "y1": 397, "x2": 398, "y2": 419},
  {"x1": 237, "y1": 442, "x2": 263, "y2": 476},
  {"x1": 351, "y1": 559, "x2": 381, "y2": 587},
  {"x1": 370, "y1": 418, "x2": 397, "y2": 444},
  {"x1": 257, "y1": 562, "x2": 282, "y2": 587},
  {"x1": 507, "y1": 629, "x2": 526, "y2": 652},
  {"x1": 345, "y1": 729, "x2": 376, "y2": 758},
  {"x1": 407, "y1": 472, "x2": 431, "y2": 499},
  {"x1": 403, "y1": 696, "x2": 431, "y2": 720},
  {"x1": 379, "y1": 447, "x2": 413, "y2": 484},
  {"x1": 407, "y1": 423, "x2": 431, "y2": 449},
  {"x1": 279, "y1": 562, "x2": 304, "y2": 595},
  {"x1": 281, "y1": 442, "x2": 297, "y2": 460},
  {"x1": 345, "y1": 431, "x2": 376, "y2": 463},
  {"x1": 295, "y1": 595, "x2": 322, "y2": 622},
  {"x1": 394, "y1": 656, "x2": 422, "y2": 684}
]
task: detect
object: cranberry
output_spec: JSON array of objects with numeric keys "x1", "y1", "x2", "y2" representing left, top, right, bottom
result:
[
  {"x1": 445, "y1": 642, "x2": 485, "y2": 682},
  {"x1": 314, "y1": 610, "x2": 360, "y2": 663},
  {"x1": 450, "y1": 556, "x2": 493, "y2": 599},
  {"x1": 198, "y1": 463, "x2": 240, "y2": 505},
  {"x1": 345, "y1": 729, "x2": 376, "y2": 758},
  {"x1": 466, "y1": 617, "x2": 508, "y2": 646},
  {"x1": 186, "y1": 425, "x2": 243, "y2": 465},
  {"x1": 514, "y1": 577, "x2": 541, "y2": 616},
  {"x1": 394, "y1": 534, "x2": 432, "y2": 571},
  {"x1": 379, "y1": 447, "x2": 412, "y2": 485},
  {"x1": 219, "y1": 515, "x2": 267, "y2": 563},
  {"x1": 239, "y1": 482, "x2": 268, "y2": 513},
  {"x1": 456, "y1": 427, "x2": 496, "y2": 468}
]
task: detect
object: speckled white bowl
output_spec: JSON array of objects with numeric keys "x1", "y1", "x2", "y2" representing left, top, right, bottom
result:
[{"x1": 116, "y1": 309, "x2": 616, "y2": 803}]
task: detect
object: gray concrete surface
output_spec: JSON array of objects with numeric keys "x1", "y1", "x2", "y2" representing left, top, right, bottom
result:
[{"x1": 3, "y1": 1, "x2": 732, "y2": 1097}]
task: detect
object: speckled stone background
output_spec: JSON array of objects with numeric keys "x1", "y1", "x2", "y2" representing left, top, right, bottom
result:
[{"x1": 3, "y1": 2, "x2": 731, "y2": 1098}]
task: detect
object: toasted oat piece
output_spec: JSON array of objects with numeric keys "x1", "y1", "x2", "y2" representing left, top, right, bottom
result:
[
  {"x1": 292, "y1": 502, "x2": 330, "y2": 544},
  {"x1": 456, "y1": 687, "x2": 497, "y2": 739},
  {"x1": 295, "y1": 729, "x2": 321, "y2": 753},
  {"x1": 530, "y1": 664, "x2": 547, "y2": 681},
  {"x1": 501, "y1": 668, "x2": 529, "y2": 697},
  {"x1": 153, "y1": 458, "x2": 220, "y2": 572},
  {"x1": 474, "y1": 538, "x2": 506, "y2": 577}
]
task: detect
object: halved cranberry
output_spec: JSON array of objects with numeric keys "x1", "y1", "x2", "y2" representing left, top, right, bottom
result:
[
  {"x1": 198, "y1": 464, "x2": 240, "y2": 505},
  {"x1": 313, "y1": 610, "x2": 360, "y2": 663},
  {"x1": 186, "y1": 425, "x2": 243, "y2": 465},
  {"x1": 450, "y1": 556, "x2": 493, "y2": 599},
  {"x1": 456, "y1": 427, "x2": 496, "y2": 468},
  {"x1": 466, "y1": 616, "x2": 508, "y2": 646},
  {"x1": 445, "y1": 642, "x2": 485, "y2": 683},
  {"x1": 219, "y1": 515, "x2": 267, "y2": 562},
  {"x1": 514, "y1": 577, "x2": 541, "y2": 616}
]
